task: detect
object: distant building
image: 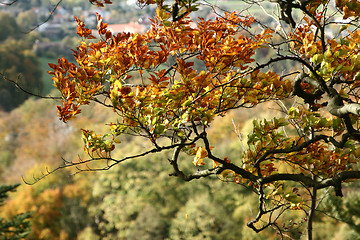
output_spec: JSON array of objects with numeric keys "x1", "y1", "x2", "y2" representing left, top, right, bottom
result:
[
  {"x1": 91, "y1": 22, "x2": 148, "y2": 37},
  {"x1": 107, "y1": 22, "x2": 147, "y2": 34}
]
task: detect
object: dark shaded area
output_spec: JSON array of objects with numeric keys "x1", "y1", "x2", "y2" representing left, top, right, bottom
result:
[{"x1": 0, "y1": 12, "x2": 43, "y2": 112}]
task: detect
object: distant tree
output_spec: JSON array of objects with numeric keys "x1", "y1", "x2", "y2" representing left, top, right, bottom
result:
[
  {"x1": 0, "y1": 12, "x2": 43, "y2": 111},
  {"x1": 16, "y1": 10, "x2": 38, "y2": 31},
  {"x1": 126, "y1": 204, "x2": 167, "y2": 240},
  {"x1": 319, "y1": 189, "x2": 360, "y2": 239},
  {"x1": 169, "y1": 194, "x2": 246, "y2": 240},
  {"x1": 21, "y1": 0, "x2": 360, "y2": 238},
  {"x1": 1, "y1": 168, "x2": 93, "y2": 240},
  {"x1": 0, "y1": 184, "x2": 32, "y2": 240},
  {"x1": 0, "y1": 12, "x2": 20, "y2": 42},
  {"x1": 88, "y1": 152, "x2": 253, "y2": 239}
]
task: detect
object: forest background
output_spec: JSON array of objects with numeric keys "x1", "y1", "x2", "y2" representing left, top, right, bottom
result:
[{"x1": 1, "y1": 0, "x2": 360, "y2": 239}]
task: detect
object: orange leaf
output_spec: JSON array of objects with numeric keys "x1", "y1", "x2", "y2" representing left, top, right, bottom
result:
[{"x1": 193, "y1": 147, "x2": 208, "y2": 166}]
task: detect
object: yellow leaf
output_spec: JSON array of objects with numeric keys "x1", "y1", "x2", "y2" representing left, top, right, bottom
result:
[
  {"x1": 156, "y1": 7, "x2": 171, "y2": 21},
  {"x1": 212, "y1": 160, "x2": 219, "y2": 168},
  {"x1": 193, "y1": 157, "x2": 205, "y2": 166},
  {"x1": 244, "y1": 95, "x2": 258, "y2": 104},
  {"x1": 95, "y1": 51, "x2": 102, "y2": 59},
  {"x1": 192, "y1": 146, "x2": 208, "y2": 166},
  {"x1": 220, "y1": 169, "x2": 235, "y2": 179}
]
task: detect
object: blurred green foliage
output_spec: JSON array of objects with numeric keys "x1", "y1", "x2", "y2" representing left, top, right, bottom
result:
[
  {"x1": 0, "y1": 184, "x2": 32, "y2": 240},
  {"x1": 0, "y1": 12, "x2": 43, "y2": 111}
]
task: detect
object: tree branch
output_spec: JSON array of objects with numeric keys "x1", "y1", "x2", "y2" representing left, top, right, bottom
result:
[
  {"x1": 1, "y1": 73, "x2": 61, "y2": 100},
  {"x1": 328, "y1": 87, "x2": 360, "y2": 117},
  {"x1": 254, "y1": 56, "x2": 324, "y2": 89},
  {"x1": 307, "y1": 177, "x2": 317, "y2": 240},
  {"x1": 293, "y1": 72, "x2": 325, "y2": 104},
  {"x1": 168, "y1": 131, "x2": 237, "y2": 181},
  {"x1": 247, "y1": 181, "x2": 289, "y2": 233},
  {"x1": 262, "y1": 171, "x2": 360, "y2": 197},
  {"x1": 0, "y1": 0, "x2": 16, "y2": 6},
  {"x1": 254, "y1": 135, "x2": 329, "y2": 167},
  {"x1": 316, "y1": 171, "x2": 360, "y2": 197}
]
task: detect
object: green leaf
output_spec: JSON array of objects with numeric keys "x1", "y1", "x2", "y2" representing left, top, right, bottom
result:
[
  {"x1": 311, "y1": 54, "x2": 323, "y2": 64},
  {"x1": 288, "y1": 107, "x2": 299, "y2": 118},
  {"x1": 162, "y1": 20, "x2": 171, "y2": 27},
  {"x1": 182, "y1": 99, "x2": 192, "y2": 107},
  {"x1": 338, "y1": 25, "x2": 349, "y2": 34},
  {"x1": 154, "y1": 124, "x2": 166, "y2": 135},
  {"x1": 276, "y1": 117, "x2": 288, "y2": 127},
  {"x1": 285, "y1": 193, "x2": 302, "y2": 204},
  {"x1": 152, "y1": 117, "x2": 158, "y2": 125},
  {"x1": 354, "y1": 71, "x2": 360, "y2": 80}
]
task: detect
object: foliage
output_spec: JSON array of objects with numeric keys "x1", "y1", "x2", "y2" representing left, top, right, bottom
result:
[
  {"x1": 0, "y1": 12, "x2": 20, "y2": 41},
  {"x1": 169, "y1": 194, "x2": 243, "y2": 240},
  {"x1": 0, "y1": 168, "x2": 93, "y2": 240},
  {"x1": 88, "y1": 151, "x2": 255, "y2": 239},
  {"x1": 0, "y1": 12, "x2": 43, "y2": 111},
  {"x1": 1, "y1": 141, "x2": 257, "y2": 239},
  {"x1": 319, "y1": 188, "x2": 360, "y2": 238},
  {"x1": 10, "y1": 0, "x2": 360, "y2": 238},
  {"x1": 44, "y1": 0, "x2": 360, "y2": 238},
  {"x1": 4, "y1": 95, "x2": 359, "y2": 239},
  {"x1": 0, "y1": 184, "x2": 32, "y2": 240},
  {"x1": 16, "y1": 10, "x2": 38, "y2": 31},
  {"x1": 0, "y1": 97, "x2": 81, "y2": 182}
]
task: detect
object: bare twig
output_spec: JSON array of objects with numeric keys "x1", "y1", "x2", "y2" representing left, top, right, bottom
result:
[{"x1": 1, "y1": 73, "x2": 61, "y2": 100}]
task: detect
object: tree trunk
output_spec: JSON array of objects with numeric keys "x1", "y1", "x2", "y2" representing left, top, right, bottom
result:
[{"x1": 307, "y1": 186, "x2": 317, "y2": 240}]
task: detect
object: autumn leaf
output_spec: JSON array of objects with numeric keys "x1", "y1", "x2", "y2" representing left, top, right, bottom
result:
[
  {"x1": 44, "y1": 5, "x2": 360, "y2": 236},
  {"x1": 219, "y1": 169, "x2": 235, "y2": 179},
  {"x1": 193, "y1": 146, "x2": 208, "y2": 166}
]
